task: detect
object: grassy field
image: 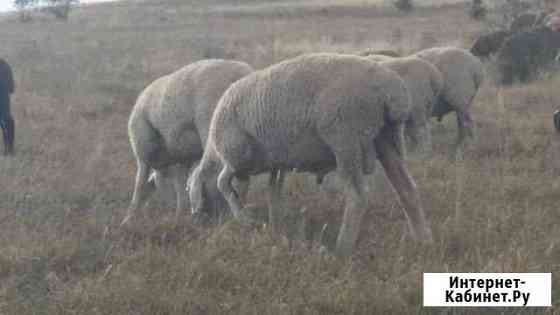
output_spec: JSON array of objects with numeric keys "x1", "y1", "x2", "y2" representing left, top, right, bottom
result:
[{"x1": 0, "y1": 0, "x2": 559, "y2": 313}]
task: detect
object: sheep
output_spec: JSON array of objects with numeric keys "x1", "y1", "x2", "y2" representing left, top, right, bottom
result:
[
  {"x1": 510, "y1": 12, "x2": 541, "y2": 33},
  {"x1": 412, "y1": 47, "x2": 484, "y2": 146},
  {"x1": 470, "y1": 30, "x2": 511, "y2": 59},
  {"x1": 510, "y1": 10, "x2": 554, "y2": 33},
  {"x1": 496, "y1": 26, "x2": 560, "y2": 85},
  {"x1": 0, "y1": 58, "x2": 14, "y2": 156},
  {"x1": 365, "y1": 55, "x2": 444, "y2": 155},
  {"x1": 122, "y1": 59, "x2": 253, "y2": 226},
  {"x1": 188, "y1": 53, "x2": 433, "y2": 256}
]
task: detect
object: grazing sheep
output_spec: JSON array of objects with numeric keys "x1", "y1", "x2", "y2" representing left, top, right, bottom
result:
[
  {"x1": 188, "y1": 53, "x2": 433, "y2": 256},
  {"x1": 0, "y1": 58, "x2": 14, "y2": 155},
  {"x1": 496, "y1": 26, "x2": 560, "y2": 85},
  {"x1": 470, "y1": 10, "x2": 556, "y2": 60},
  {"x1": 366, "y1": 55, "x2": 444, "y2": 154},
  {"x1": 122, "y1": 59, "x2": 253, "y2": 226},
  {"x1": 357, "y1": 49, "x2": 401, "y2": 58},
  {"x1": 470, "y1": 30, "x2": 511, "y2": 59},
  {"x1": 413, "y1": 47, "x2": 484, "y2": 146}
]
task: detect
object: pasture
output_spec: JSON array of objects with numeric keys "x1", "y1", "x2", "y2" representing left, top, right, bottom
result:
[{"x1": 0, "y1": 0, "x2": 559, "y2": 313}]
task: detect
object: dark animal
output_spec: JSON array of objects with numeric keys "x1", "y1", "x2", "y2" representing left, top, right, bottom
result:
[
  {"x1": 554, "y1": 110, "x2": 560, "y2": 132},
  {"x1": 470, "y1": 30, "x2": 511, "y2": 59},
  {"x1": 471, "y1": 10, "x2": 556, "y2": 60},
  {"x1": 509, "y1": 11, "x2": 553, "y2": 33},
  {"x1": 510, "y1": 12, "x2": 540, "y2": 32},
  {"x1": 0, "y1": 58, "x2": 14, "y2": 155},
  {"x1": 496, "y1": 26, "x2": 560, "y2": 85}
]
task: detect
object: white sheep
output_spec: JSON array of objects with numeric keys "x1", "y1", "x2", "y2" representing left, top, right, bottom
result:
[
  {"x1": 122, "y1": 59, "x2": 253, "y2": 226},
  {"x1": 412, "y1": 46, "x2": 484, "y2": 147},
  {"x1": 188, "y1": 53, "x2": 433, "y2": 256},
  {"x1": 365, "y1": 55, "x2": 444, "y2": 155}
]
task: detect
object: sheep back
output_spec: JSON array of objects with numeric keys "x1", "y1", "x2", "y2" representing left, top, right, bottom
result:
[
  {"x1": 207, "y1": 53, "x2": 411, "y2": 174},
  {"x1": 375, "y1": 56, "x2": 444, "y2": 122},
  {"x1": 357, "y1": 49, "x2": 401, "y2": 58},
  {"x1": 128, "y1": 59, "x2": 252, "y2": 168}
]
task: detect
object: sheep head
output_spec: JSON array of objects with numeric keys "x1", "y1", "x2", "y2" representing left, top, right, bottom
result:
[{"x1": 187, "y1": 161, "x2": 228, "y2": 223}]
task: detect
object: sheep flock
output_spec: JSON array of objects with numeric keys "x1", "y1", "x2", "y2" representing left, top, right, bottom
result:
[
  {"x1": 121, "y1": 9, "x2": 560, "y2": 256},
  {"x1": 122, "y1": 41, "x2": 492, "y2": 256}
]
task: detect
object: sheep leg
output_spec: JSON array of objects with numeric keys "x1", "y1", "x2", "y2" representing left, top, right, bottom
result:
[
  {"x1": 375, "y1": 129, "x2": 433, "y2": 243},
  {"x1": 316, "y1": 170, "x2": 327, "y2": 185},
  {"x1": 420, "y1": 123, "x2": 432, "y2": 156},
  {"x1": 362, "y1": 139, "x2": 376, "y2": 176},
  {"x1": 172, "y1": 164, "x2": 189, "y2": 222},
  {"x1": 153, "y1": 168, "x2": 173, "y2": 198},
  {"x1": 235, "y1": 174, "x2": 250, "y2": 205},
  {"x1": 406, "y1": 121, "x2": 432, "y2": 158},
  {"x1": 268, "y1": 169, "x2": 285, "y2": 233},
  {"x1": 456, "y1": 110, "x2": 474, "y2": 147},
  {"x1": 333, "y1": 146, "x2": 368, "y2": 257},
  {"x1": 217, "y1": 163, "x2": 244, "y2": 219},
  {"x1": 122, "y1": 161, "x2": 155, "y2": 226},
  {"x1": 499, "y1": 63, "x2": 514, "y2": 85},
  {"x1": 405, "y1": 119, "x2": 420, "y2": 153}
]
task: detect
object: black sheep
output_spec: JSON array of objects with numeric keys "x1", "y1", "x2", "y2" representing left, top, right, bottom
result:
[
  {"x1": 470, "y1": 30, "x2": 511, "y2": 59},
  {"x1": 496, "y1": 27, "x2": 560, "y2": 85}
]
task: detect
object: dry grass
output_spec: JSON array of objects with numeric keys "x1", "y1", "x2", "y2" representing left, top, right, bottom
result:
[{"x1": 0, "y1": 0, "x2": 558, "y2": 314}]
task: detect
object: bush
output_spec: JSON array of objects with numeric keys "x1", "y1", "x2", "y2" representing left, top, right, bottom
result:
[
  {"x1": 469, "y1": 0, "x2": 487, "y2": 20},
  {"x1": 14, "y1": 0, "x2": 37, "y2": 22},
  {"x1": 13, "y1": 0, "x2": 79, "y2": 22},
  {"x1": 393, "y1": 0, "x2": 413, "y2": 13},
  {"x1": 484, "y1": 0, "x2": 533, "y2": 30}
]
